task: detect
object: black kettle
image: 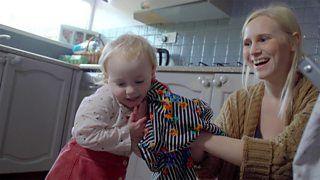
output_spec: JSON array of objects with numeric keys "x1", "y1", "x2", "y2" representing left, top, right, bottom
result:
[{"x1": 156, "y1": 48, "x2": 170, "y2": 66}]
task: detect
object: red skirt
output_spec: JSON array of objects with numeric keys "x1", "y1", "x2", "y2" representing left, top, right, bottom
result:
[{"x1": 46, "y1": 139, "x2": 129, "y2": 180}]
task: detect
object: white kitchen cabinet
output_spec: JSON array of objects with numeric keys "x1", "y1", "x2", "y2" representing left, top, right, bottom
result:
[
  {"x1": 156, "y1": 72, "x2": 257, "y2": 118},
  {"x1": 0, "y1": 49, "x2": 82, "y2": 173},
  {"x1": 126, "y1": 70, "x2": 257, "y2": 180},
  {"x1": 156, "y1": 72, "x2": 215, "y2": 103}
]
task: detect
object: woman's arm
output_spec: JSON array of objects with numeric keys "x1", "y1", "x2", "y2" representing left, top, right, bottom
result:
[
  {"x1": 192, "y1": 88, "x2": 247, "y2": 179},
  {"x1": 199, "y1": 133, "x2": 244, "y2": 166}
]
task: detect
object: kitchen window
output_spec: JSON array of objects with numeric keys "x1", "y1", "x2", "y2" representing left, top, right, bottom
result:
[{"x1": 0, "y1": 0, "x2": 92, "y2": 42}]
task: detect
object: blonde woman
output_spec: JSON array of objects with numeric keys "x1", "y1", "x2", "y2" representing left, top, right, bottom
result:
[{"x1": 192, "y1": 4, "x2": 319, "y2": 179}]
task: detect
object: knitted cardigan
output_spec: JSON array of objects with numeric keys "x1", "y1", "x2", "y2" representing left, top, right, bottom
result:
[{"x1": 197, "y1": 76, "x2": 319, "y2": 180}]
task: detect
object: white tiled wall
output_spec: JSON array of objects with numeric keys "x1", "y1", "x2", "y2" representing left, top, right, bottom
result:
[{"x1": 101, "y1": 0, "x2": 320, "y2": 66}]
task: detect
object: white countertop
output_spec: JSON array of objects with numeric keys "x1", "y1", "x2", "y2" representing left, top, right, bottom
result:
[
  {"x1": 78, "y1": 64, "x2": 245, "y2": 73},
  {"x1": 156, "y1": 65, "x2": 244, "y2": 73}
]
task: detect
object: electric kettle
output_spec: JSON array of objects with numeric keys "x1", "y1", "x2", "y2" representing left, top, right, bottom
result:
[{"x1": 156, "y1": 48, "x2": 170, "y2": 66}]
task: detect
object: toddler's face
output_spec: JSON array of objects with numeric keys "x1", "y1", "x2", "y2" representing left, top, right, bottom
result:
[{"x1": 107, "y1": 53, "x2": 155, "y2": 109}]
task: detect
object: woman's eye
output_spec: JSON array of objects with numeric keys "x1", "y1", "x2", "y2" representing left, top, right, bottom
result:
[
  {"x1": 260, "y1": 36, "x2": 269, "y2": 42},
  {"x1": 243, "y1": 41, "x2": 251, "y2": 47}
]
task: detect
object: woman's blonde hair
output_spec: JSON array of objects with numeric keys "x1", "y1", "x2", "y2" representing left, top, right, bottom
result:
[
  {"x1": 241, "y1": 4, "x2": 304, "y2": 120},
  {"x1": 98, "y1": 34, "x2": 157, "y2": 80}
]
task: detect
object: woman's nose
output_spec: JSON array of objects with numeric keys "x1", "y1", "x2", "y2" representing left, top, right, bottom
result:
[{"x1": 250, "y1": 43, "x2": 262, "y2": 55}]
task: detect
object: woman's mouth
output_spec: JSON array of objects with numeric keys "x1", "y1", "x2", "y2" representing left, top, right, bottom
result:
[{"x1": 252, "y1": 58, "x2": 270, "y2": 66}]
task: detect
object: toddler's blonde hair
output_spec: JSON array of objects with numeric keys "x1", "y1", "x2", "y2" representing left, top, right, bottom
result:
[{"x1": 99, "y1": 34, "x2": 157, "y2": 80}]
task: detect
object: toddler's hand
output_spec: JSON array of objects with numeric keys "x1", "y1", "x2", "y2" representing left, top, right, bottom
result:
[
  {"x1": 128, "y1": 103, "x2": 147, "y2": 157},
  {"x1": 128, "y1": 103, "x2": 147, "y2": 143},
  {"x1": 135, "y1": 100, "x2": 147, "y2": 121}
]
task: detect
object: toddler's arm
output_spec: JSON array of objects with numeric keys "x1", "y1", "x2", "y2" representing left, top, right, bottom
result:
[{"x1": 72, "y1": 85, "x2": 131, "y2": 154}]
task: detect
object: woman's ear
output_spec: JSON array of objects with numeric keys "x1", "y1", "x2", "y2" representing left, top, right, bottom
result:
[{"x1": 291, "y1": 32, "x2": 301, "y2": 51}]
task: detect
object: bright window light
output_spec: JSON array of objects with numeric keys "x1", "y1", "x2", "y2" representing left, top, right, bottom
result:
[{"x1": 0, "y1": 0, "x2": 92, "y2": 41}]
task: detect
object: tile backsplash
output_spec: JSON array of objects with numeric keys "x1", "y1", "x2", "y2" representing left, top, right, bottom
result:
[{"x1": 101, "y1": 0, "x2": 320, "y2": 66}]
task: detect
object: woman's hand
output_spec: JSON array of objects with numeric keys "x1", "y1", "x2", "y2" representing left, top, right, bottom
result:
[
  {"x1": 192, "y1": 133, "x2": 222, "y2": 179},
  {"x1": 128, "y1": 101, "x2": 147, "y2": 156},
  {"x1": 191, "y1": 132, "x2": 212, "y2": 162}
]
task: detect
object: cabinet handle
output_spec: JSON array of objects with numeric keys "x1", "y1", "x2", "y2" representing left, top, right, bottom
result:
[
  {"x1": 212, "y1": 79, "x2": 222, "y2": 87},
  {"x1": 219, "y1": 75, "x2": 228, "y2": 84},
  {"x1": 198, "y1": 76, "x2": 211, "y2": 88},
  {"x1": 9, "y1": 56, "x2": 21, "y2": 65},
  {"x1": 0, "y1": 34, "x2": 11, "y2": 40},
  {"x1": 303, "y1": 64, "x2": 312, "y2": 73},
  {"x1": 201, "y1": 79, "x2": 211, "y2": 87}
]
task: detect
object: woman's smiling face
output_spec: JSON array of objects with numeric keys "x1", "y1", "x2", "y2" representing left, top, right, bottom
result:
[{"x1": 243, "y1": 15, "x2": 294, "y2": 82}]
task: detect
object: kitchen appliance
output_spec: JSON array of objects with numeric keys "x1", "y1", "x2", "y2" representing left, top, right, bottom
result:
[
  {"x1": 156, "y1": 48, "x2": 170, "y2": 66},
  {"x1": 76, "y1": 65, "x2": 104, "y2": 107}
]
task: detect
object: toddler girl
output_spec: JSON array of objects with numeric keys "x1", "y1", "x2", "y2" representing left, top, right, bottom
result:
[{"x1": 46, "y1": 34, "x2": 156, "y2": 180}]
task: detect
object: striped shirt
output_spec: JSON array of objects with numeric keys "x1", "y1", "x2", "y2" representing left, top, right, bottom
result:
[{"x1": 138, "y1": 80, "x2": 225, "y2": 179}]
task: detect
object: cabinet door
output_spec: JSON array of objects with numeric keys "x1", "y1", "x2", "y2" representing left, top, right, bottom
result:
[
  {"x1": 210, "y1": 73, "x2": 257, "y2": 118},
  {"x1": 126, "y1": 72, "x2": 214, "y2": 180},
  {"x1": 0, "y1": 54, "x2": 73, "y2": 173},
  {"x1": 156, "y1": 72, "x2": 214, "y2": 103}
]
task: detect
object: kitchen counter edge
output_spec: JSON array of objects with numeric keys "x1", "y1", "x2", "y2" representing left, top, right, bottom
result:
[
  {"x1": 156, "y1": 66, "x2": 245, "y2": 73},
  {"x1": 0, "y1": 44, "x2": 80, "y2": 70}
]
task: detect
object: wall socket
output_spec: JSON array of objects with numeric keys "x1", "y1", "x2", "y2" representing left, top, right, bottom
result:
[{"x1": 161, "y1": 32, "x2": 177, "y2": 43}]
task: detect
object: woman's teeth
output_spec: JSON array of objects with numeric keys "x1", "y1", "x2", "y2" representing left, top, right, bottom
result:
[{"x1": 253, "y1": 58, "x2": 269, "y2": 66}]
